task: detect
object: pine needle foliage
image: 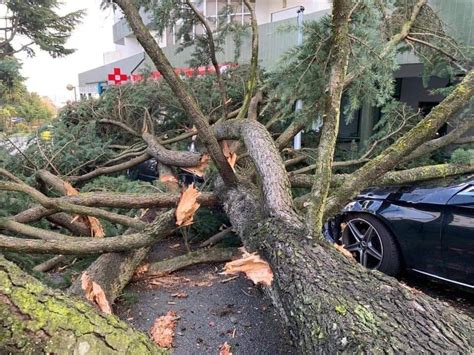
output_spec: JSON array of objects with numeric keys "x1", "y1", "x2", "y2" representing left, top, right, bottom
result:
[{"x1": 1, "y1": 0, "x2": 84, "y2": 58}]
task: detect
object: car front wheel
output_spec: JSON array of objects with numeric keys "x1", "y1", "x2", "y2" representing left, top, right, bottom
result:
[{"x1": 341, "y1": 214, "x2": 401, "y2": 276}]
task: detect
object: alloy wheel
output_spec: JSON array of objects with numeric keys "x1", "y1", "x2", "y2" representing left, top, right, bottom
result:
[{"x1": 342, "y1": 218, "x2": 384, "y2": 269}]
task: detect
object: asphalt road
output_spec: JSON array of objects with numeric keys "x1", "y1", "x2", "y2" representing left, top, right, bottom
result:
[
  {"x1": 115, "y1": 241, "x2": 294, "y2": 354},
  {"x1": 115, "y1": 238, "x2": 472, "y2": 354}
]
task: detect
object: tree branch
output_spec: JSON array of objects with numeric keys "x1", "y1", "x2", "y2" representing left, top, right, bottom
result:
[
  {"x1": 185, "y1": 0, "x2": 228, "y2": 120},
  {"x1": 308, "y1": 0, "x2": 352, "y2": 233},
  {"x1": 325, "y1": 70, "x2": 474, "y2": 219},
  {"x1": 51, "y1": 191, "x2": 217, "y2": 209},
  {"x1": 98, "y1": 119, "x2": 140, "y2": 136},
  {"x1": 0, "y1": 181, "x2": 147, "y2": 230},
  {"x1": 290, "y1": 163, "x2": 474, "y2": 189},
  {"x1": 404, "y1": 110, "x2": 474, "y2": 161},
  {"x1": 0, "y1": 211, "x2": 176, "y2": 255},
  {"x1": 236, "y1": 0, "x2": 259, "y2": 120},
  {"x1": 343, "y1": 0, "x2": 428, "y2": 87},
  {"x1": 405, "y1": 35, "x2": 468, "y2": 73},
  {"x1": 68, "y1": 153, "x2": 150, "y2": 183},
  {"x1": 113, "y1": 0, "x2": 238, "y2": 186},
  {"x1": 144, "y1": 247, "x2": 238, "y2": 277},
  {"x1": 142, "y1": 132, "x2": 202, "y2": 167},
  {"x1": 0, "y1": 218, "x2": 72, "y2": 241}
]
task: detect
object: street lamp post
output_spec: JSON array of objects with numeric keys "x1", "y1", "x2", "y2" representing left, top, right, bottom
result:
[
  {"x1": 66, "y1": 84, "x2": 77, "y2": 102},
  {"x1": 293, "y1": 6, "x2": 305, "y2": 150}
]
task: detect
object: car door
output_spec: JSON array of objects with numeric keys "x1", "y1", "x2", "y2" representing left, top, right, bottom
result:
[{"x1": 442, "y1": 185, "x2": 474, "y2": 287}]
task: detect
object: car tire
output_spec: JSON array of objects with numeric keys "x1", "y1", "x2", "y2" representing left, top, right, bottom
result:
[{"x1": 341, "y1": 214, "x2": 401, "y2": 276}]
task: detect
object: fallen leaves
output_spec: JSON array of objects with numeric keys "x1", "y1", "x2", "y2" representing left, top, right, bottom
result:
[
  {"x1": 181, "y1": 154, "x2": 210, "y2": 177},
  {"x1": 150, "y1": 311, "x2": 178, "y2": 348},
  {"x1": 148, "y1": 275, "x2": 191, "y2": 288},
  {"x1": 81, "y1": 272, "x2": 112, "y2": 314},
  {"x1": 145, "y1": 273, "x2": 216, "y2": 288},
  {"x1": 176, "y1": 184, "x2": 201, "y2": 226},
  {"x1": 64, "y1": 181, "x2": 105, "y2": 238},
  {"x1": 219, "y1": 342, "x2": 232, "y2": 355},
  {"x1": 133, "y1": 263, "x2": 150, "y2": 279},
  {"x1": 171, "y1": 292, "x2": 188, "y2": 299},
  {"x1": 222, "y1": 248, "x2": 273, "y2": 286}
]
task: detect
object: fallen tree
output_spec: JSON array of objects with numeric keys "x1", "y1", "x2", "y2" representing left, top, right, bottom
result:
[
  {"x1": 0, "y1": 256, "x2": 165, "y2": 353},
  {"x1": 0, "y1": 0, "x2": 473, "y2": 352},
  {"x1": 111, "y1": 0, "x2": 474, "y2": 352}
]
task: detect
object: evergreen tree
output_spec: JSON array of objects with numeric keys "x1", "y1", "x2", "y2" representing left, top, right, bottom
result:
[{"x1": 0, "y1": 0, "x2": 84, "y2": 58}]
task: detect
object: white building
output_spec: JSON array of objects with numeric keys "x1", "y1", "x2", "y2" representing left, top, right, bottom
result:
[{"x1": 78, "y1": 0, "x2": 472, "y2": 145}]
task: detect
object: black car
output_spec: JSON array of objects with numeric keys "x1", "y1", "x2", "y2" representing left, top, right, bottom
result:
[
  {"x1": 328, "y1": 175, "x2": 474, "y2": 289},
  {"x1": 127, "y1": 158, "x2": 204, "y2": 186}
]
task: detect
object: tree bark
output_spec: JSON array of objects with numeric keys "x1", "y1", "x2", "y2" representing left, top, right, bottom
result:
[
  {"x1": 68, "y1": 240, "x2": 151, "y2": 304},
  {"x1": 308, "y1": 0, "x2": 352, "y2": 234},
  {"x1": 0, "y1": 256, "x2": 165, "y2": 354},
  {"x1": 220, "y1": 186, "x2": 474, "y2": 353},
  {"x1": 216, "y1": 107, "x2": 474, "y2": 353}
]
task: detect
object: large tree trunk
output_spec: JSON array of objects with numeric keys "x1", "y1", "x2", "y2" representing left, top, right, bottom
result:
[
  {"x1": 0, "y1": 256, "x2": 165, "y2": 354},
  {"x1": 221, "y1": 187, "x2": 474, "y2": 353}
]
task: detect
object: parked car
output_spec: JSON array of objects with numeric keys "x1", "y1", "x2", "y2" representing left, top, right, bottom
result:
[
  {"x1": 127, "y1": 159, "x2": 159, "y2": 182},
  {"x1": 326, "y1": 175, "x2": 474, "y2": 289},
  {"x1": 127, "y1": 158, "x2": 204, "y2": 186}
]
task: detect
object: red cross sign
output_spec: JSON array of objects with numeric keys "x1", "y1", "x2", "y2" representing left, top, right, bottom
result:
[{"x1": 108, "y1": 67, "x2": 128, "y2": 85}]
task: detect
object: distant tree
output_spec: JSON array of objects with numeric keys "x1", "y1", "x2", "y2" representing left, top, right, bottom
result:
[
  {"x1": 0, "y1": 56, "x2": 25, "y2": 103},
  {"x1": 0, "y1": 0, "x2": 84, "y2": 59},
  {"x1": 16, "y1": 92, "x2": 56, "y2": 122},
  {"x1": 0, "y1": 56, "x2": 55, "y2": 127}
]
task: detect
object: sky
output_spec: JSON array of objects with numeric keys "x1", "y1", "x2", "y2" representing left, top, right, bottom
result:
[{"x1": 16, "y1": 0, "x2": 116, "y2": 106}]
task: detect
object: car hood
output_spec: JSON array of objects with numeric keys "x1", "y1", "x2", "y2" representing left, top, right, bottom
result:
[{"x1": 358, "y1": 179, "x2": 472, "y2": 205}]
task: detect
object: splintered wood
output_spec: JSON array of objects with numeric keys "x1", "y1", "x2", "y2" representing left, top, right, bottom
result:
[
  {"x1": 80, "y1": 272, "x2": 112, "y2": 314},
  {"x1": 63, "y1": 181, "x2": 105, "y2": 237},
  {"x1": 150, "y1": 311, "x2": 178, "y2": 348},
  {"x1": 181, "y1": 154, "x2": 210, "y2": 177},
  {"x1": 175, "y1": 184, "x2": 201, "y2": 226},
  {"x1": 222, "y1": 248, "x2": 273, "y2": 286}
]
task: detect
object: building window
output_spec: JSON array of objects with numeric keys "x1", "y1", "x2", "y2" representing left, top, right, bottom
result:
[{"x1": 205, "y1": 0, "x2": 255, "y2": 28}]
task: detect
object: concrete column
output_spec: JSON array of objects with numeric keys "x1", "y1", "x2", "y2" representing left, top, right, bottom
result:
[{"x1": 358, "y1": 101, "x2": 376, "y2": 151}]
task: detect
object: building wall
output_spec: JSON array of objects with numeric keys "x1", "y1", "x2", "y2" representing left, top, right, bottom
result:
[
  {"x1": 136, "y1": 9, "x2": 329, "y2": 71},
  {"x1": 83, "y1": 0, "x2": 471, "y2": 95},
  {"x1": 399, "y1": 76, "x2": 449, "y2": 110},
  {"x1": 255, "y1": 0, "x2": 331, "y2": 23},
  {"x1": 431, "y1": 0, "x2": 474, "y2": 46}
]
